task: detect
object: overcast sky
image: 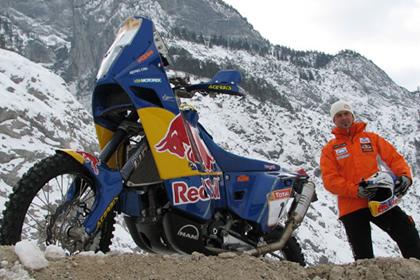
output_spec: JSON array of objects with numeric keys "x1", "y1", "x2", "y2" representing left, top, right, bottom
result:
[{"x1": 222, "y1": 0, "x2": 420, "y2": 91}]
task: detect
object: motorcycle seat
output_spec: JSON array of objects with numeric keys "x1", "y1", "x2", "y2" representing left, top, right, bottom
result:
[{"x1": 198, "y1": 125, "x2": 280, "y2": 172}]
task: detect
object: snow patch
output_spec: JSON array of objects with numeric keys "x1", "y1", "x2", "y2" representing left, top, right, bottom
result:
[
  {"x1": 14, "y1": 241, "x2": 48, "y2": 270},
  {"x1": 44, "y1": 245, "x2": 66, "y2": 260}
]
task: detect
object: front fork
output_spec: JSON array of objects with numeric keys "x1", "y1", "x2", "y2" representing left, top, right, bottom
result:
[{"x1": 62, "y1": 123, "x2": 148, "y2": 236}]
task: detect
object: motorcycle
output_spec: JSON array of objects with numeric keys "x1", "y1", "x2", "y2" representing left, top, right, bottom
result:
[{"x1": 0, "y1": 16, "x2": 316, "y2": 265}]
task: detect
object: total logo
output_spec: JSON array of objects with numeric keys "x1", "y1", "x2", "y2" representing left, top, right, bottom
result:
[
  {"x1": 172, "y1": 177, "x2": 221, "y2": 205},
  {"x1": 269, "y1": 188, "x2": 292, "y2": 201}
]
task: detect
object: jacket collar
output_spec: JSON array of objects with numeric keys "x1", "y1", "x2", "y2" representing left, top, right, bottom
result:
[{"x1": 332, "y1": 122, "x2": 366, "y2": 139}]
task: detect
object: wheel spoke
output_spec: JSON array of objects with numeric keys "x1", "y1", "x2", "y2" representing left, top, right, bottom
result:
[
  {"x1": 30, "y1": 200, "x2": 48, "y2": 210},
  {"x1": 35, "y1": 193, "x2": 49, "y2": 207},
  {"x1": 26, "y1": 212, "x2": 46, "y2": 231},
  {"x1": 55, "y1": 176, "x2": 65, "y2": 201}
]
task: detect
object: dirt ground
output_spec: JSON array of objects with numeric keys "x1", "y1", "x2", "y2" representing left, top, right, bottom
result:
[{"x1": 1, "y1": 246, "x2": 420, "y2": 280}]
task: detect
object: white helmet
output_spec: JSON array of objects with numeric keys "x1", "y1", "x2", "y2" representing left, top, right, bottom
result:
[{"x1": 366, "y1": 171, "x2": 400, "y2": 217}]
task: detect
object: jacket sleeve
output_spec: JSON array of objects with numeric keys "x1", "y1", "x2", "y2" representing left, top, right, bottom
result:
[
  {"x1": 320, "y1": 145, "x2": 359, "y2": 198},
  {"x1": 375, "y1": 134, "x2": 412, "y2": 180}
]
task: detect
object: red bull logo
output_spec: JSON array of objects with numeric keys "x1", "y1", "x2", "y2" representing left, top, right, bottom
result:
[
  {"x1": 172, "y1": 177, "x2": 221, "y2": 205},
  {"x1": 155, "y1": 114, "x2": 215, "y2": 172},
  {"x1": 377, "y1": 196, "x2": 399, "y2": 214},
  {"x1": 76, "y1": 151, "x2": 101, "y2": 175}
]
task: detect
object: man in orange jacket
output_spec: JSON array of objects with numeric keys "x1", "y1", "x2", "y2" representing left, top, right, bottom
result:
[{"x1": 320, "y1": 100, "x2": 420, "y2": 260}]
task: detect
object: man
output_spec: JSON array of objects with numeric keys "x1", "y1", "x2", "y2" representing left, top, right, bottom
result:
[{"x1": 320, "y1": 100, "x2": 420, "y2": 260}]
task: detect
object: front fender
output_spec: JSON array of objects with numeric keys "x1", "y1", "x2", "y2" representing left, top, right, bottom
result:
[{"x1": 56, "y1": 149, "x2": 123, "y2": 234}]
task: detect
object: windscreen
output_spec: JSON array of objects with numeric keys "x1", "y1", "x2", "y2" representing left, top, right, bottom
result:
[{"x1": 96, "y1": 17, "x2": 143, "y2": 79}]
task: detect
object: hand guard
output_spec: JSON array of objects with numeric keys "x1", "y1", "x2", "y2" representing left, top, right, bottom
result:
[
  {"x1": 394, "y1": 176, "x2": 412, "y2": 197},
  {"x1": 358, "y1": 180, "x2": 377, "y2": 199}
]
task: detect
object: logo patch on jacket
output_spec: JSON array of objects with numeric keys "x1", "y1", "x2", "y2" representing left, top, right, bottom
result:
[
  {"x1": 360, "y1": 137, "x2": 371, "y2": 143},
  {"x1": 335, "y1": 147, "x2": 348, "y2": 155},
  {"x1": 361, "y1": 143, "x2": 373, "y2": 152},
  {"x1": 333, "y1": 143, "x2": 346, "y2": 149},
  {"x1": 335, "y1": 147, "x2": 350, "y2": 159}
]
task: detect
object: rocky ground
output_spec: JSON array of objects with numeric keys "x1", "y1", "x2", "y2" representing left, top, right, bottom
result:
[{"x1": 1, "y1": 246, "x2": 420, "y2": 280}]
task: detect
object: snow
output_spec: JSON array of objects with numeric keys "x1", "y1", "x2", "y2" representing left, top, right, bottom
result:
[
  {"x1": 14, "y1": 241, "x2": 49, "y2": 270},
  {"x1": 0, "y1": 261, "x2": 33, "y2": 280},
  {"x1": 44, "y1": 245, "x2": 66, "y2": 260}
]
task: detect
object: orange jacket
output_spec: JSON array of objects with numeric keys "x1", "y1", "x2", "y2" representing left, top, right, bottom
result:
[{"x1": 320, "y1": 122, "x2": 412, "y2": 218}]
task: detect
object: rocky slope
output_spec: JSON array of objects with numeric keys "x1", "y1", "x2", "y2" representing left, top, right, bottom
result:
[
  {"x1": 1, "y1": 245, "x2": 420, "y2": 280},
  {"x1": 1, "y1": 0, "x2": 420, "y2": 265},
  {"x1": 0, "y1": 48, "x2": 96, "y2": 189}
]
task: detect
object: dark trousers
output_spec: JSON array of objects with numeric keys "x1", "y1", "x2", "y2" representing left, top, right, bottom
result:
[{"x1": 339, "y1": 206, "x2": 420, "y2": 260}]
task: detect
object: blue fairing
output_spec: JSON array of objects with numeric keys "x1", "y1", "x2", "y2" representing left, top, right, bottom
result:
[
  {"x1": 211, "y1": 70, "x2": 241, "y2": 84},
  {"x1": 225, "y1": 171, "x2": 294, "y2": 232},
  {"x1": 93, "y1": 17, "x2": 179, "y2": 131},
  {"x1": 198, "y1": 124, "x2": 280, "y2": 172},
  {"x1": 65, "y1": 160, "x2": 123, "y2": 234}
]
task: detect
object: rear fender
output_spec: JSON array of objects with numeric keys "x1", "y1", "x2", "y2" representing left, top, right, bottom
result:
[{"x1": 56, "y1": 149, "x2": 123, "y2": 234}]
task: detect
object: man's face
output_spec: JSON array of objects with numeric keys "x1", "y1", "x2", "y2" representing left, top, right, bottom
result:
[{"x1": 333, "y1": 111, "x2": 354, "y2": 129}]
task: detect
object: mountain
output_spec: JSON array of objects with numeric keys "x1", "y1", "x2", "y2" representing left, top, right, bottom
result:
[
  {"x1": 0, "y1": 48, "x2": 95, "y2": 194},
  {"x1": 1, "y1": 0, "x2": 419, "y2": 265}
]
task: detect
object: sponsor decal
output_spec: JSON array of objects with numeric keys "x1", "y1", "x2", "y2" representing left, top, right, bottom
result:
[
  {"x1": 264, "y1": 164, "x2": 278, "y2": 171},
  {"x1": 134, "y1": 78, "x2": 162, "y2": 83},
  {"x1": 155, "y1": 114, "x2": 215, "y2": 172},
  {"x1": 267, "y1": 188, "x2": 292, "y2": 226},
  {"x1": 268, "y1": 188, "x2": 292, "y2": 201},
  {"x1": 333, "y1": 143, "x2": 346, "y2": 149},
  {"x1": 162, "y1": 94, "x2": 175, "y2": 101},
  {"x1": 172, "y1": 177, "x2": 220, "y2": 205},
  {"x1": 129, "y1": 67, "x2": 148, "y2": 75},
  {"x1": 177, "y1": 224, "x2": 200, "y2": 240},
  {"x1": 337, "y1": 154, "x2": 350, "y2": 160},
  {"x1": 76, "y1": 151, "x2": 101, "y2": 175},
  {"x1": 137, "y1": 49, "x2": 154, "y2": 63},
  {"x1": 208, "y1": 84, "x2": 232, "y2": 91},
  {"x1": 360, "y1": 137, "x2": 371, "y2": 143},
  {"x1": 97, "y1": 197, "x2": 118, "y2": 228},
  {"x1": 236, "y1": 175, "x2": 250, "y2": 182},
  {"x1": 371, "y1": 196, "x2": 399, "y2": 216},
  {"x1": 335, "y1": 147, "x2": 348, "y2": 155},
  {"x1": 361, "y1": 143, "x2": 374, "y2": 152}
]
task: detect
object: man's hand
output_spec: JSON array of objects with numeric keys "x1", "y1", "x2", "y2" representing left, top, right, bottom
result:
[
  {"x1": 394, "y1": 176, "x2": 412, "y2": 197},
  {"x1": 358, "y1": 180, "x2": 377, "y2": 199}
]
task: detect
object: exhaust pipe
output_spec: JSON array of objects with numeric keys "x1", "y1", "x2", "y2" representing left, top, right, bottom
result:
[{"x1": 244, "y1": 181, "x2": 315, "y2": 257}]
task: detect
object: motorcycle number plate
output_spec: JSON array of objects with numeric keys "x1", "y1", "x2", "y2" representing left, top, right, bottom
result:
[{"x1": 266, "y1": 188, "x2": 292, "y2": 227}]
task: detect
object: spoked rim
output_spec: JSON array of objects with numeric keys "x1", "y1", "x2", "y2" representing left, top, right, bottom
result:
[{"x1": 22, "y1": 173, "x2": 97, "y2": 254}]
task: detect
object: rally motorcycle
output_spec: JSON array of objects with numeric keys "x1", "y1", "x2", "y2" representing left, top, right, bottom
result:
[{"x1": 0, "y1": 16, "x2": 316, "y2": 265}]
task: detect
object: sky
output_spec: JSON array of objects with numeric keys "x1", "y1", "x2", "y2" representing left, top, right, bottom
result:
[{"x1": 222, "y1": 0, "x2": 420, "y2": 91}]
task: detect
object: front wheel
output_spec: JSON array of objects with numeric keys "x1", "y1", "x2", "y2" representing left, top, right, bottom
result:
[{"x1": 0, "y1": 153, "x2": 115, "y2": 254}]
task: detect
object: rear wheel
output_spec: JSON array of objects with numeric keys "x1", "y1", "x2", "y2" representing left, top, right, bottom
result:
[
  {"x1": 264, "y1": 228, "x2": 306, "y2": 266},
  {"x1": 0, "y1": 153, "x2": 115, "y2": 254},
  {"x1": 273, "y1": 236, "x2": 305, "y2": 266}
]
